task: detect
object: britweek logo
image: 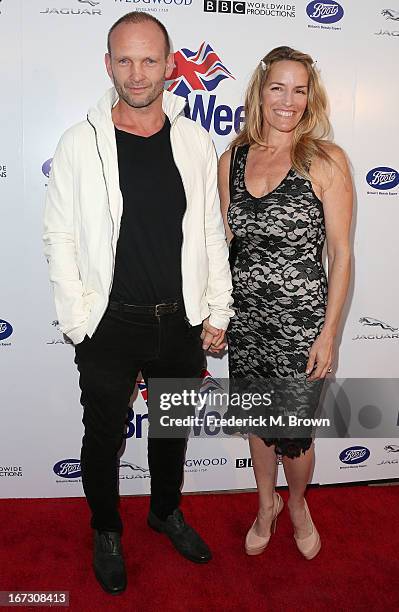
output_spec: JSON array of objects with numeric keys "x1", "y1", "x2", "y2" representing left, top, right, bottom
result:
[
  {"x1": 53, "y1": 459, "x2": 81, "y2": 479},
  {"x1": 339, "y1": 446, "x2": 370, "y2": 467},
  {"x1": 306, "y1": 1, "x2": 344, "y2": 30},
  {"x1": 366, "y1": 167, "x2": 399, "y2": 196},
  {"x1": 352, "y1": 316, "x2": 399, "y2": 341},
  {"x1": 0, "y1": 319, "x2": 13, "y2": 342},
  {"x1": 0, "y1": 164, "x2": 6, "y2": 178},
  {"x1": 165, "y1": 42, "x2": 244, "y2": 136},
  {"x1": 40, "y1": 0, "x2": 101, "y2": 15}
]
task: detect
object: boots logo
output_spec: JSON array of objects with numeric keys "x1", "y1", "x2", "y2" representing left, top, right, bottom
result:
[
  {"x1": 42, "y1": 158, "x2": 53, "y2": 178},
  {"x1": 366, "y1": 167, "x2": 399, "y2": 190},
  {"x1": 359, "y1": 317, "x2": 398, "y2": 332},
  {"x1": 0, "y1": 320, "x2": 13, "y2": 341},
  {"x1": 306, "y1": 1, "x2": 344, "y2": 24},
  {"x1": 53, "y1": 459, "x2": 81, "y2": 478},
  {"x1": 339, "y1": 446, "x2": 370, "y2": 465}
]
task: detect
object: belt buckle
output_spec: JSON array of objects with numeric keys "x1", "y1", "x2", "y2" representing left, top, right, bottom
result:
[{"x1": 155, "y1": 302, "x2": 177, "y2": 316}]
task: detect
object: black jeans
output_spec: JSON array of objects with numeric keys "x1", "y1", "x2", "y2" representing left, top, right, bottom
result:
[{"x1": 74, "y1": 305, "x2": 205, "y2": 533}]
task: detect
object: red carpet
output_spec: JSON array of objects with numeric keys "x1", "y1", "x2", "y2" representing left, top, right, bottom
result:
[{"x1": 0, "y1": 486, "x2": 398, "y2": 611}]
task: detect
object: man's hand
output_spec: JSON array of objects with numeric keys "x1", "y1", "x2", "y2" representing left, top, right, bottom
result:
[{"x1": 201, "y1": 318, "x2": 227, "y2": 353}]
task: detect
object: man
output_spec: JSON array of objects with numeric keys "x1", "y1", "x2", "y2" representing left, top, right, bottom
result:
[{"x1": 43, "y1": 12, "x2": 233, "y2": 594}]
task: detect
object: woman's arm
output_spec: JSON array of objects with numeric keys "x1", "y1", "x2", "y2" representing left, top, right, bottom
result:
[
  {"x1": 217, "y1": 149, "x2": 234, "y2": 244},
  {"x1": 307, "y1": 145, "x2": 353, "y2": 380}
]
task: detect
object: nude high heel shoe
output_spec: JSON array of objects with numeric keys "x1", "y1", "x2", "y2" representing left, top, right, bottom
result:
[
  {"x1": 245, "y1": 492, "x2": 284, "y2": 556},
  {"x1": 293, "y1": 499, "x2": 321, "y2": 560}
]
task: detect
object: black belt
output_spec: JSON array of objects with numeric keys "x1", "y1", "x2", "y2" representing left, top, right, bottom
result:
[{"x1": 108, "y1": 300, "x2": 181, "y2": 316}]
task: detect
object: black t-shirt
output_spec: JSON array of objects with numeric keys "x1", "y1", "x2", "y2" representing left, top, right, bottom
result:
[{"x1": 110, "y1": 117, "x2": 186, "y2": 304}]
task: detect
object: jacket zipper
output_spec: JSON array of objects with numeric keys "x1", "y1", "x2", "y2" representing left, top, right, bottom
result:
[{"x1": 86, "y1": 114, "x2": 116, "y2": 298}]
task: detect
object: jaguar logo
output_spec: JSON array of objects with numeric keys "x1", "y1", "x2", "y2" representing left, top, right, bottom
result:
[
  {"x1": 359, "y1": 317, "x2": 398, "y2": 332},
  {"x1": 119, "y1": 461, "x2": 149, "y2": 473},
  {"x1": 381, "y1": 8, "x2": 399, "y2": 21},
  {"x1": 385, "y1": 444, "x2": 399, "y2": 453},
  {"x1": 78, "y1": 0, "x2": 100, "y2": 5}
]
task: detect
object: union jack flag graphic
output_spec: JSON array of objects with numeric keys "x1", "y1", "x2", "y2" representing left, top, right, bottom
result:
[
  {"x1": 137, "y1": 378, "x2": 148, "y2": 405},
  {"x1": 166, "y1": 42, "x2": 235, "y2": 99},
  {"x1": 134, "y1": 369, "x2": 221, "y2": 407},
  {"x1": 198, "y1": 368, "x2": 224, "y2": 396}
]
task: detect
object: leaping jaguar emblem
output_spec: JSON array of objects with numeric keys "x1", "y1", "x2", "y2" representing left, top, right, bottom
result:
[
  {"x1": 359, "y1": 317, "x2": 398, "y2": 332},
  {"x1": 381, "y1": 9, "x2": 399, "y2": 21},
  {"x1": 78, "y1": 0, "x2": 100, "y2": 6},
  {"x1": 385, "y1": 445, "x2": 399, "y2": 453}
]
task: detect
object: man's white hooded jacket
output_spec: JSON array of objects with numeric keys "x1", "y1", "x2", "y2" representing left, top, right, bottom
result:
[{"x1": 43, "y1": 88, "x2": 234, "y2": 345}]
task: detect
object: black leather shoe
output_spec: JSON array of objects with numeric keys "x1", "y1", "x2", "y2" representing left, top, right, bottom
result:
[
  {"x1": 147, "y1": 508, "x2": 212, "y2": 563},
  {"x1": 93, "y1": 530, "x2": 127, "y2": 594}
]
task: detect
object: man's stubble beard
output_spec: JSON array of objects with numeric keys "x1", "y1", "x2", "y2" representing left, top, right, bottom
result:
[{"x1": 113, "y1": 73, "x2": 166, "y2": 109}]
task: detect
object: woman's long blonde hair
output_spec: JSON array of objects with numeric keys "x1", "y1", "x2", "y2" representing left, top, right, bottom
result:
[{"x1": 230, "y1": 46, "x2": 333, "y2": 179}]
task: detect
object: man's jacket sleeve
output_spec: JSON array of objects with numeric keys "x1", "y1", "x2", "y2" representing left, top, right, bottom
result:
[
  {"x1": 203, "y1": 134, "x2": 234, "y2": 330},
  {"x1": 43, "y1": 130, "x2": 89, "y2": 345}
]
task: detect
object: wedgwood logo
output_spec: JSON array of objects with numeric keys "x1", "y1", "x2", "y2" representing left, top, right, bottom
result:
[
  {"x1": 185, "y1": 457, "x2": 227, "y2": 472},
  {"x1": 339, "y1": 446, "x2": 370, "y2": 467},
  {"x1": 366, "y1": 167, "x2": 399, "y2": 194},
  {"x1": 40, "y1": 0, "x2": 101, "y2": 15},
  {"x1": 353, "y1": 317, "x2": 399, "y2": 341},
  {"x1": 114, "y1": 0, "x2": 192, "y2": 12},
  {"x1": 53, "y1": 459, "x2": 81, "y2": 479},
  {"x1": 306, "y1": 0, "x2": 344, "y2": 30}
]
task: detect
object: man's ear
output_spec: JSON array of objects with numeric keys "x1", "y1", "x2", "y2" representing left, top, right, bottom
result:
[
  {"x1": 105, "y1": 53, "x2": 113, "y2": 82},
  {"x1": 165, "y1": 53, "x2": 175, "y2": 79}
]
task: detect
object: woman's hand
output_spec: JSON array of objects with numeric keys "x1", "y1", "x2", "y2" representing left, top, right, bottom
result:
[{"x1": 305, "y1": 330, "x2": 334, "y2": 380}]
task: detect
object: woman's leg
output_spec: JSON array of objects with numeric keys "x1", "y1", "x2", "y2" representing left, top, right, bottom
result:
[
  {"x1": 249, "y1": 435, "x2": 279, "y2": 536},
  {"x1": 282, "y1": 442, "x2": 315, "y2": 538}
]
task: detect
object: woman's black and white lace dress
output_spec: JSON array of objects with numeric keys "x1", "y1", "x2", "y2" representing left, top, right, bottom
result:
[{"x1": 227, "y1": 144, "x2": 327, "y2": 458}]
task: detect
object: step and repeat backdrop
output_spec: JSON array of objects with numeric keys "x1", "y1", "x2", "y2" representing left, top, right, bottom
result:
[{"x1": 1, "y1": 0, "x2": 398, "y2": 498}]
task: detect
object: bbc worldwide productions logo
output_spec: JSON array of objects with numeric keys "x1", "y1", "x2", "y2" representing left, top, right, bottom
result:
[{"x1": 204, "y1": 1, "x2": 296, "y2": 18}]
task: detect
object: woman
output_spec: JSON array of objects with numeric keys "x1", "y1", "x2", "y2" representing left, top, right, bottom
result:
[{"x1": 218, "y1": 47, "x2": 352, "y2": 559}]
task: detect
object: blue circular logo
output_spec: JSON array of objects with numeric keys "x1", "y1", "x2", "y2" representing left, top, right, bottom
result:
[
  {"x1": 42, "y1": 158, "x2": 53, "y2": 179},
  {"x1": 0, "y1": 319, "x2": 13, "y2": 341},
  {"x1": 339, "y1": 446, "x2": 370, "y2": 464},
  {"x1": 53, "y1": 459, "x2": 81, "y2": 479},
  {"x1": 306, "y1": 1, "x2": 344, "y2": 24},
  {"x1": 366, "y1": 167, "x2": 399, "y2": 191}
]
